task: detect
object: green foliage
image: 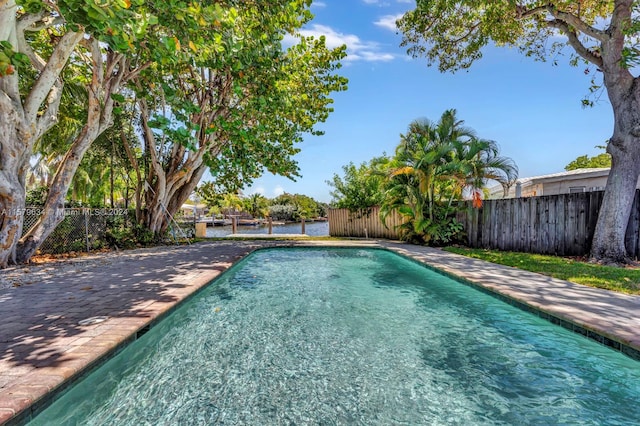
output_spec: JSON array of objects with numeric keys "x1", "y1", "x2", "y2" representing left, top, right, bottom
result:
[
  {"x1": 243, "y1": 194, "x2": 270, "y2": 218},
  {"x1": 26, "y1": 186, "x2": 48, "y2": 207},
  {"x1": 129, "y1": 0, "x2": 347, "y2": 234},
  {"x1": 398, "y1": 2, "x2": 616, "y2": 71},
  {"x1": 565, "y1": 152, "x2": 611, "y2": 171},
  {"x1": 7, "y1": 0, "x2": 347, "y2": 244},
  {"x1": 328, "y1": 159, "x2": 385, "y2": 214},
  {"x1": 271, "y1": 193, "x2": 323, "y2": 220},
  {"x1": 380, "y1": 109, "x2": 516, "y2": 246},
  {"x1": 105, "y1": 216, "x2": 158, "y2": 249},
  {"x1": 0, "y1": 41, "x2": 30, "y2": 77},
  {"x1": 67, "y1": 120, "x2": 136, "y2": 207}
]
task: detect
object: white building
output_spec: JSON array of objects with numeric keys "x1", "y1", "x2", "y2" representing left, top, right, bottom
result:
[{"x1": 487, "y1": 168, "x2": 640, "y2": 199}]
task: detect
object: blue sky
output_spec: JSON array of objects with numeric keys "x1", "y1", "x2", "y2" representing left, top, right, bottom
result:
[{"x1": 240, "y1": 0, "x2": 613, "y2": 203}]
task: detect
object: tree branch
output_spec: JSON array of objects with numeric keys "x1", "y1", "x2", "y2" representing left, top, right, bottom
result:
[
  {"x1": 34, "y1": 79, "x2": 63, "y2": 139},
  {"x1": 515, "y1": 4, "x2": 548, "y2": 19},
  {"x1": 601, "y1": 0, "x2": 634, "y2": 97},
  {"x1": 24, "y1": 30, "x2": 83, "y2": 122},
  {"x1": 15, "y1": 11, "x2": 52, "y2": 72},
  {"x1": 610, "y1": 0, "x2": 633, "y2": 40},
  {"x1": 547, "y1": 19, "x2": 604, "y2": 68},
  {"x1": 546, "y1": 5, "x2": 608, "y2": 43}
]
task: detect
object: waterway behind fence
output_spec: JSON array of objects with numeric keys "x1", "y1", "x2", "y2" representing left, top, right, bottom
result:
[{"x1": 205, "y1": 221, "x2": 329, "y2": 238}]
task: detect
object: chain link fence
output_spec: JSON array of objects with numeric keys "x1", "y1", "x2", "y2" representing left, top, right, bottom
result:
[{"x1": 20, "y1": 208, "x2": 194, "y2": 255}]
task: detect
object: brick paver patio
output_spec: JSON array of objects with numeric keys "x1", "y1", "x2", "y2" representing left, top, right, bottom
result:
[{"x1": 1, "y1": 240, "x2": 639, "y2": 425}]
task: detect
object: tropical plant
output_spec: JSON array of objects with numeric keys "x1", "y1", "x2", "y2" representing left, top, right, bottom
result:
[
  {"x1": 244, "y1": 194, "x2": 270, "y2": 219},
  {"x1": 219, "y1": 193, "x2": 244, "y2": 217},
  {"x1": 381, "y1": 110, "x2": 517, "y2": 245},
  {"x1": 450, "y1": 135, "x2": 518, "y2": 208},
  {"x1": 397, "y1": 0, "x2": 640, "y2": 263}
]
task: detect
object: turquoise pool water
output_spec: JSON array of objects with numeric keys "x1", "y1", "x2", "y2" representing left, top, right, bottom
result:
[{"x1": 31, "y1": 248, "x2": 640, "y2": 425}]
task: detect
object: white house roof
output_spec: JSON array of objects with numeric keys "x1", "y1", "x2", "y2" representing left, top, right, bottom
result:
[
  {"x1": 514, "y1": 168, "x2": 610, "y2": 186},
  {"x1": 487, "y1": 168, "x2": 610, "y2": 196}
]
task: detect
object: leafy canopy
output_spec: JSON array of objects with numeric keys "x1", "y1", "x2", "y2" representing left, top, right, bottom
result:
[
  {"x1": 565, "y1": 153, "x2": 612, "y2": 170},
  {"x1": 397, "y1": 1, "x2": 634, "y2": 72}
]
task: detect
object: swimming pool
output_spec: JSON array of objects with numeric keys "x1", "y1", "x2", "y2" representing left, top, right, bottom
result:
[{"x1": 30, "y1": 248, "x2": 640, "y2": 424}]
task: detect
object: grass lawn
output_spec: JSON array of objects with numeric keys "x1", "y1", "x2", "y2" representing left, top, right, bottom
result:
[{"x1": 443, "y1": 246, "x2": 640, "y2": 295}]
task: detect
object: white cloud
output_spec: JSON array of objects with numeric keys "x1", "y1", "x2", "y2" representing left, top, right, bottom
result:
[
  {"x1": 374, "y1": 14, "x2": 404, "y2": 31},
  {"x1": 250, "y1": 186, "x2": 265, "y2": 196},
  {"x1": 311, "y1": 1, "x2": 327, "y2": 8},
  {"x1": 273, "y1": 185, "x2": 285, "y2": 197},
  {"x1": 290, "y1": 24, "x2": 395, "y2": 62}
]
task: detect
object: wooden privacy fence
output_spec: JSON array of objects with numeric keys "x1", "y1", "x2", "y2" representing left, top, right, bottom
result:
[
  {"x1": 456, "y1": 190, "x2": 640, "y2": 258},
  {"x1": 328, "y1": 206, "x2": 404, "y2": 239}
]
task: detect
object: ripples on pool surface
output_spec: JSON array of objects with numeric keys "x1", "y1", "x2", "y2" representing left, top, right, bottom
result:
[{"x1": 31, "y1": 248, "x2": 640, "y2": 425}]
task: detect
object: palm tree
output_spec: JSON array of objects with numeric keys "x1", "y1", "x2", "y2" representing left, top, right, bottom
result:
[
  {"x1": 220, "y1": 193, "x2": 244, "y2": 217},
  {"x1": 450, "y1": 137, "x2": 518, "y2": 208},
  {"x1": 244, "y1": 194, "x2": 270, "y2": 219},
  {"x1": 380, "y1": 109, "x2": 517, "y2": 244}
]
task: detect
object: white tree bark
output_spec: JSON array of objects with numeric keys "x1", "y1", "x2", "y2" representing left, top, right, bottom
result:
[
  {"x1": 0, "y1": 5, "x2": 82, "y2": 267},
  {"x1": 16, "y1": 42, "x2": 133, "y2": 263}
]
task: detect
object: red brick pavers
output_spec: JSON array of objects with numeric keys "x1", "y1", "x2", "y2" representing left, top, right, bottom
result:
[{"x1": 0, "y1": 241, "x2": 267, "y2": 425}]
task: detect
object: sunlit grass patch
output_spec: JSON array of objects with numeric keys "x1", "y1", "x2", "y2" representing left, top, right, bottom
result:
[{"x1": 443, "y1": 247, "x2": 640, "y2": 295}]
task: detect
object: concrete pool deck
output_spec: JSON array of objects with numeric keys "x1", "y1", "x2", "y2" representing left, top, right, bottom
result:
[{"x1": 0, "y1": 240, "x2": 639, "y2": 424}]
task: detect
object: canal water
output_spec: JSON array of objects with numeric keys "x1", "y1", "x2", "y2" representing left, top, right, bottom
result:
[{"x1": 205, "y1": 221, "x2": 329, "y2": 237}]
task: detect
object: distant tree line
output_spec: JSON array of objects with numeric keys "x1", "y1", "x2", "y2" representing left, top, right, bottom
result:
[{"x1": 195, "y1": 183, "x2": 327, "y2": 222}]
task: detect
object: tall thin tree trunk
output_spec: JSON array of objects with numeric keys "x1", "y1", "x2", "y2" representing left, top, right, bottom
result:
[
  {"x1": 121, "y1": 131, "x2": 143, "y2": 220},
  {"x1": 16, "y1": 122, "x2": 102, "y2": 262},
  {"x1": 110, "y1": 137, "x2": 115, "y2": 207}
]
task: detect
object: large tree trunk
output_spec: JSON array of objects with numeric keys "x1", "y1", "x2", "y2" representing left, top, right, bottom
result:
[
  {"x1": 0, "y1": 176, "x2": 26, "y2": 266},
  {"x1": 0, "y1": 82, "x2": 27, "y2": 266},
  {"x1": 143, "y1": 164, "x2": 207, "y2": 235},
  {"x1": 590, "y1": 106, "x2": 640, "y2": 263},
  {"x1": 589, "y1": 12, "x2": 640, "y2": 265}
]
